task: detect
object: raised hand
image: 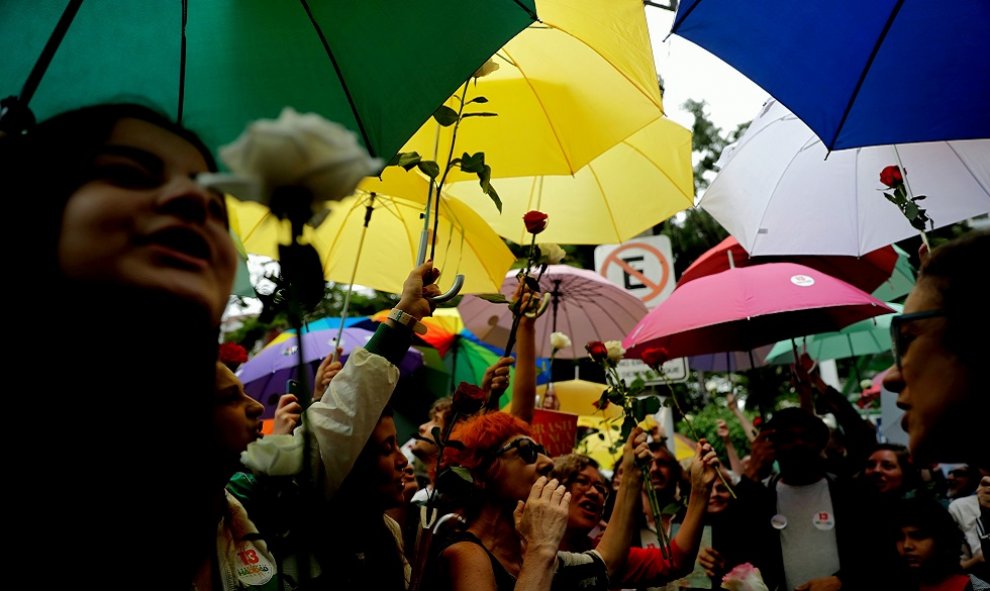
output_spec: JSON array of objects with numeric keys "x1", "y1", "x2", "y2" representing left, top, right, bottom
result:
[
  {"x1": 313, "y1": 347, "x2": 343, "y2": 401},
  {"x1": 482, "y1": 356, "x2": 514, "y2": 398},
  {"x1": 272, "y1": 393, "x2": 303, "y2": 435},
  {"x1": 513, "y1": 476, "x2": 570, "y2": 554}
]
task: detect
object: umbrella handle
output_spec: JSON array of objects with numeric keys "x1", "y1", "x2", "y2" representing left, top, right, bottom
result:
[{"x1": 427, "y1": 273, "x2": 464, "y2": 304}]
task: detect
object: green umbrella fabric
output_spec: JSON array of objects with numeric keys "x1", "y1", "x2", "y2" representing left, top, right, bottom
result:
[
  {"x1": 0, "y1": 0, "x2": 537, "y2": 159},
  {"x1": 871, "y1": 245, "x2": 916, "y2": 302},
  {"x1": 765, "y1": 303, "x2": 903, "y2": 364}
]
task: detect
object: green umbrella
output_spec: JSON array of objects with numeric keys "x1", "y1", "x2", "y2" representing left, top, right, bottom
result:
[
  {"x1": 0, "y1": 0, "x2": 537, "y2": 159},
  {"x1": 871, "y1": 245, "x2": 916, "y2": 302},
  {"x1": 765, "y1": 303, "x2": 903, "y2": 364}
]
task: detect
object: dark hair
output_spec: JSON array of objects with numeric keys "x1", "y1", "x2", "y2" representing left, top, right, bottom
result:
[
  {"x1": 0, "y1": 102, "x2": 216, "y2": 279},
  {"x1": 551, "y1": 453, "x2": 602, "y2": 488},
  {"x1": 764, "y1": 407, "x2": 830, "y2": 450},
  {"x1": 918, "y1": 230, "x2": 989, "y2": 368},
  {"x1": 890, "y1": 497, "x2": 966, "y2": 578}
]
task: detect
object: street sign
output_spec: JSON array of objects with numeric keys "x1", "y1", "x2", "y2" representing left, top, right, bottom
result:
[
  {"x1": 615, "y1": 357, "x2": 688, "y2": 385},
  {"x1": 595, "y1": 234, "x2": 676, "y2": 309}
]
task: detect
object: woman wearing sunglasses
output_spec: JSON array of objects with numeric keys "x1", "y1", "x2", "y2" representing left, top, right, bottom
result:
[
  {"x1": 883, "y1": 230, "x2": 989, "y2": 466},
  {"x1": 429, "y1": 411, "x2": 654, "y2": 591}
]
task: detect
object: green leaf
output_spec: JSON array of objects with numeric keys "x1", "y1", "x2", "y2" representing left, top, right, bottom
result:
[
  {"x1": 462, "y1": 112, "x2": 498, "y2": 118},
  {"x1": 433, "y1": 105, "x2": 459, "y2": 127},
  {"x1": 643, "y1": 396, "x2": 661, "y2": 415},
  {"x1": 597, "y1": 433, "x2": 606, "y2": 441},
  {"x1": 388, "y1": 151, "x2": 422, "y2": 170},
  {"x1": 430, "y1": 426, "x2": 442, "y2": 444},
  {"x1": 476, "y1": 293, "x2": 510, "y2": 304},
  {"x1": 661, "y1": 502, "x2": 682, "y2": 516},
  {"x1": 524, "y1": 275, "x2": 541, "y2": 292},
  {"x1": 445, "y1": 439, "x2": 465, "y2": 450},
  {"x1": 912, "y1": 194, "x2": 927, "y2": 201},
  {"x1": 632, "y1": 398, "x2": 647, "y2": 422},
  {"x1": 450, "y1": 466, "x2": 474, "y2": 483},
  {"x1": 467, "y1": 96, "x2": 489, "y2": 104},
  {"x1": 460, "y1": 152, "x2": 485, "y2": 173},
  {"x1": 904, "y1": 201, "x2": 920, "y2": 220},
  {"x1": 417, "y1": 160, "x2": 441, "y2": 179}
]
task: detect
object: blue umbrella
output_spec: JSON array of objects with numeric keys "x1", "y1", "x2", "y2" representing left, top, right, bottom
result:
[{"x1": 670, "y1": 1, "x2": 990, "y2": 150}]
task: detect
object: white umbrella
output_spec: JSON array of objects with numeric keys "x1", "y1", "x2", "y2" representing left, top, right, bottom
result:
[{"x1": 700, "y1": 99, "x2": 990, "y2": 256}]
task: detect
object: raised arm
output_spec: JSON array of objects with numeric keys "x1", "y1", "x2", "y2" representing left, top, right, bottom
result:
[
  {"x1": 668, "y1": 441, "x2": 719, "y2": 572},
  {"x1": 595, "y1": 427, "x2": 650, "y2": 579},
  {"x1": 717, "y1": 419, "x2": 745, "y2": 476},
  {"x1": 510, "y1": 283, "x2": 540, "y2": 422}
]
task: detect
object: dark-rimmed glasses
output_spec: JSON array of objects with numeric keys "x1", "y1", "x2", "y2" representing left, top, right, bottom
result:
[
  {"x1": 890, "y1": 309, "x2": 947, "y2": 369},
  {"x1": 496, "y1": 438, "x2": 547, "y2": 465},
  {"x1": 570, "y1": 473, "x2": 610, "y2": 498}
]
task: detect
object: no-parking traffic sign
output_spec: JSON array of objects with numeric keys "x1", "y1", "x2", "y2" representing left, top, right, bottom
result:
[{"x1": 595, "y1": 234, "x2": 675, "y2": 309}]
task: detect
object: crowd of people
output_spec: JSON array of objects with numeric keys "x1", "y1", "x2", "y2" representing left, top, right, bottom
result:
[{"x1": 5, "y1": 102, "x2": 987, "y2": 591}]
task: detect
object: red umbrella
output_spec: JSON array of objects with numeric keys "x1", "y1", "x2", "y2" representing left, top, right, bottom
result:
[
  {"x1": 623, "y1": 262, "x2": 893, "y2": 359},
  {"x1": 678, "y1": 237, "x2": 898, "y2": 294}
]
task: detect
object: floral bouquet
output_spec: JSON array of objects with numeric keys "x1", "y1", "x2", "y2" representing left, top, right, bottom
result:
[{"x1": 586, "y1": 339, "x2": 674, "y2": 558}]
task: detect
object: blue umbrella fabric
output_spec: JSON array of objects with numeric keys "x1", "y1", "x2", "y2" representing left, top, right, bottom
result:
[
  {"x1": 238, "y1": 327, "x2": 423, "y2": 418},
  {"x1": 670, "y1": 0, "x2": 990, "y2": 150}
]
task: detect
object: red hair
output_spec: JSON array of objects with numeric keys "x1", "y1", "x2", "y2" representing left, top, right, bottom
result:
[{"x1": 441, "y1": 411, "x2": 532, "y2": 476}]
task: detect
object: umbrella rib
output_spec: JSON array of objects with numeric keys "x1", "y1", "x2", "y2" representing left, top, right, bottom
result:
[
  {"x1": 826, "y1": 0, "x2": 905, "y2": 151},
  {"x1": 296, "y1": 0, "x2": 375, "y2": 156},
  {"x1": 626, "y1": 133, "x2": 695, "y2": 204},
  {"x1": 945, "y1": 141, "x2": 990, "y2": 201},
  {"x1": 751, "y1": 137, "x2": 818, "y2": 252},
  {"x1": 586, "y1": 163, "x2": 624, "y2": 240}
]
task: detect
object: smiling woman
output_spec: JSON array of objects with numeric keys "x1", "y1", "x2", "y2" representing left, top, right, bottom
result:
[{"x1": 3, "y1": 103, "x2": 239, "y2": 589}]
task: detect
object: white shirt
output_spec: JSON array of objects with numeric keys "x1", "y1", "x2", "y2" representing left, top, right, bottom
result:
[{"x1": 777, "y1": 478, "x2": 841, "y2": 590}]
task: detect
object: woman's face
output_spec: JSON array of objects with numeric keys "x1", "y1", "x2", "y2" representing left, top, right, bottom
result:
[
  {"x1": 362, "y1": 416, "x2": 409, "y2": 509},
  {"x1": 864, "y1": 450, "x2": 905, "y2": 495},
  {"x1": 883, "y1": 279, "x2": 971, "y2": 462},
  {"x1": 489, "y1": 435, "x2": 553, "y2": 503},
  {"x1": 566, "y1": 466, "x2": 609, "y2": 532},
  {"x1": 707, "y1": 469, "x2": 733, "y2": 514},
  {"x1": 58, "y1": 118, "x2": 237, "y2": 322},
  {"x1": 213, "y1": 364, "x2": 264, "y2": 472}
]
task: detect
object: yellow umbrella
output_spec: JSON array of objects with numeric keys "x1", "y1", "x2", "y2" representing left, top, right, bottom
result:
[
  {"x1": 536, "y1": 379, "x2": 622, "y2": 420},
  {"x1": 373, "y1": 0, "x2": 663, "y2": 184},
  {"x1": 444, "y1": 117, "x2": 694, "y2": 245},
  {"x1": 227, "y1": 192, "x2": 515, "y2": 295},
  {"x1": 576, "y1": 415, "x2": 697, "y2": 469}
]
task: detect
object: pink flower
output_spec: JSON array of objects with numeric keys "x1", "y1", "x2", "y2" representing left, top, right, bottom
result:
[{"x1": 721, "y1": 563, "x2": 769, "y2": 591}]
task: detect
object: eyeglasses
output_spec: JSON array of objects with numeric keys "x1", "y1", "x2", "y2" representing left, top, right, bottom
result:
[
  {"x1": 571, "y1": 474, "x2": 610, "y2": 498},
  {"x1": 890, "y1": 309, "x2": 947, "y2": 370},
  {"x1": 496, "y1": 438, "x2": 547, "y2": 465}
]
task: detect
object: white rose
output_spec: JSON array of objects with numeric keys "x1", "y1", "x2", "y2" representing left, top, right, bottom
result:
[
  {"x1": 473, "y1": 58, "x2": 500, "y2": 79},
  {"x1": 541, "y1": 243, "x2": 566, "y2": 264},
  {"x1": 604, "y1": 340, "x2": 626, "y2": 363},
  {"x1": 550, "y1": 331, "x2": 572, "y2": 352},
  {"x1": 215, "y1": 107, "x2": 383, "y2": 206}
]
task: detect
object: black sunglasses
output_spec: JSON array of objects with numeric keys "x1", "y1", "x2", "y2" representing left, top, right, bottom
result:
[
  {"x1": 496, "y1": 438, "x2": 547, "y2": 465},
  {"x1": 890, "y1": 309, "x2": 947, "y2": 370}
]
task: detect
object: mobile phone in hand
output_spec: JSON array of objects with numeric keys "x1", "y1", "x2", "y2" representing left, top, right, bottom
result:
[{"x1": 286, "y1": 379, "x2": 301, "y2": 396}]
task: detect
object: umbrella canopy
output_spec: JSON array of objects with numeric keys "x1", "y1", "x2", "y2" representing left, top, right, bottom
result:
[
  {"x1": 700, "y1": 100, "x2": 990, "y2": 256},
  {"x1": 441, "y1": 116, "x2": 695, "y2": 245},
  {"x1": 623, "y1": 262, "x2": 893, "y2": 359},
  {"x1": 391, "y1": 0, "x2": 664, "y2": 181},
  {"x1": 670, "y1": 0, "x2": 990, "y2": 151},
  {"x1": 238, "y1": 327, "x2": 423, "y2": 417},
  {"x1": 765, "y1": 303, "x2": 903, "y2": 364},
  {"x1": 678, "y1": 236, "x2": 908, "y2": 297},
  {"x1": 688, "y1": 345, "x2": 773, "y2": 373},
  {"x1": 228, "y1": 190, "x2": 515, "y2": 295},
  {"x1": 537, "y1": 379, "x2": 621, "y2": 420},
  {"x1": 459, "y1": 265, "x2": 649, "y2": 359},
  {"x1": 0, "y1": 1, "x2": 537, "y2": 158}
]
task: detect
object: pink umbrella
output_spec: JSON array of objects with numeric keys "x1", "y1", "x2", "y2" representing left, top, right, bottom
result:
[
  {"x1": 678, "y1": 236, "x2": 899, "y2": 294},
  {"x1": 459, "y1": 265, "x2": 648, "y2": 359},
  {"x1": 623, "y1": 262, "x2": 893, "y2": 360}
]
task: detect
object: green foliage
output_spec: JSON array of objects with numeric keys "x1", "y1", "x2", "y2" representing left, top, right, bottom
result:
[{"x1": 674, "y1": 399, "x2": 757, "y2": 460}]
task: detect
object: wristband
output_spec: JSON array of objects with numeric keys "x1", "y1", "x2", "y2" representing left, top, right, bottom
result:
[{"x1": 388, "y1": 308, "x2": 427, "y2": 334}]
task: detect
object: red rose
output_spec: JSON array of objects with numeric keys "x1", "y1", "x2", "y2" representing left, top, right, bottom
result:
[
  {"x1": 640, "y1": 346, "x2": 670, "y2": 368},
  {"x1": 523, "y1": 210, "x2": 549, "y2": 235},
  {"x1": 585, "y1": 340, "x2": 608, "y2": 361},
  {"x1": 880, "y1": 165, "x2": 904, "y2": 188},
  {"x1": 452, "y1": 382, "x2": 487, "y2": 415},
  {"x1": 219, "y1": 342, "x2": 248, "y2": 365}
]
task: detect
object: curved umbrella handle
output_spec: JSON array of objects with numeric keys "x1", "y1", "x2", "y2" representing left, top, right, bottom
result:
[{"x1": 428, "y1": 273, "x2": 464, "y2": 304}]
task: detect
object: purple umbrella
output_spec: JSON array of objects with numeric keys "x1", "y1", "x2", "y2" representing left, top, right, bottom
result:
[{"x1": 238, "y1": 327, "x2": 423, "y2": 418}]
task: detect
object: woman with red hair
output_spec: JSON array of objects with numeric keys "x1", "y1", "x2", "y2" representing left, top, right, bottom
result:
[{"x1": 428, "y1": 411, "x2": 655, "y2": 591}]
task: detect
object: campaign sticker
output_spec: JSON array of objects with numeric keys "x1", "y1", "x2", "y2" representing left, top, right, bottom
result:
[
  {"x1": 790, "y1": 274, "x2": 815, "y2": 287},
  {"x1": 770, "y1": 514, "x2": 788, "y2": 530},
  {"x1": 812, "y1": 511, "x2": 835, "y2": 530}
]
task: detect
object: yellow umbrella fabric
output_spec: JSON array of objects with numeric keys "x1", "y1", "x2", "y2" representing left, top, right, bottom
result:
[
  {"x1": 381, "y1": 0, "x2": 664, "y2": 182},
  {"x1": 536, "y1": 379, "x2": 623, "y2": 420},
  {"x1": 576, "y1": 415, "x2": 697, "y2": 469},
  {"x1": 227, "y1": 192, "x2": 515, "y2": 295},
  {"x1": 444, "y1": 117, "x2": 694, "y2": 245}
]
